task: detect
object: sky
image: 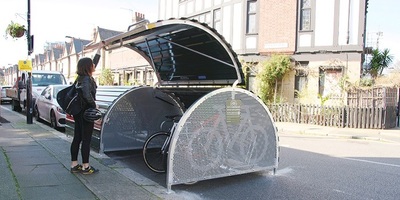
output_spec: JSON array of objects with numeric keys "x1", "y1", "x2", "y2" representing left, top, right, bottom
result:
[
  {"x1": 0, "y1": 0, "x2": 399, "y2": 68},
  {"x1": 0, "y1": 0, "x2": 159, "y2": 67},
  {"x1": 366, "y1": 0, "x2": 400, "y2": 67}
]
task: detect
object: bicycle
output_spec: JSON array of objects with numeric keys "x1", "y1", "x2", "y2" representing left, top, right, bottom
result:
[{"x1": 142, "y1": 114, "x2": 181, "y2": 173}]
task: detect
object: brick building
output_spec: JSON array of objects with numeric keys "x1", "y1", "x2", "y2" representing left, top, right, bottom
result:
[{"x1": 158, "y1": 0, "x2": 368, "y2": 105}]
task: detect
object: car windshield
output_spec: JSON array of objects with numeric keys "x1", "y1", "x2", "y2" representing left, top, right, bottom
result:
[
  {"x1": 32, "y1": 73, "x2": 66, "y2": 86},
  {"x1": 1, "y1": 86, "x2": 11, "y2": 92},
  {"x1": 52, "y1": 85, "x2": 69, "y2": 98}
]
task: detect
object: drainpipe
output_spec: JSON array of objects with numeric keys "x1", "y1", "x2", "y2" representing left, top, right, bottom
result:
[
  {"x1": 346, "y1": 0, "x2": 351, "y2": 44},
  {"x1": 362, "y1": 0, "x2": 369, "y2": 77}
]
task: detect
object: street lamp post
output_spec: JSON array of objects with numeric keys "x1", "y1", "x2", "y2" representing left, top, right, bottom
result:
[{"x1": 26, "y1": 0, "x2": 33, "y2": 124}]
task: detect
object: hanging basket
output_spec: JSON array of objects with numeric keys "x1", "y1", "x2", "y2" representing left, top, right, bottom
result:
[
  {"x1": 11, "y1": 29, "x2": 25, "y2": 38},
  {"x1": 5, "y1": 21, "x2": 26, "y2": 39}
]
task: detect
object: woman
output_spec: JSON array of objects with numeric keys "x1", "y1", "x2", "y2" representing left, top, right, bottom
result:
[{"x1": 70, "y1": 57, "x2": 98, "y2": 174}]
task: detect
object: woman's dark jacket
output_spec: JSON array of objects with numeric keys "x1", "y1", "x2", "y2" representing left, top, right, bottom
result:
[{"x1": 76, "y1": 75, "x2": 97, "y2": 109}]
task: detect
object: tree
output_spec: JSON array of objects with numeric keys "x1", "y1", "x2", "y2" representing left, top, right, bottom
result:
[
  {"x1": 368, "y1": 48, "x2": 393, "y2": 78},
  {"x1": 256, "y1": 54, "x2": 292, "y2": 103},
  {"x1": 99, "y1": 68, "x2": 114, "y2": 86}
]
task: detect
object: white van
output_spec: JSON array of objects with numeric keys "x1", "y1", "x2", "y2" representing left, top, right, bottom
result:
[{"x1": 6, "y1": 70, "x2": 67, "y2": 112}]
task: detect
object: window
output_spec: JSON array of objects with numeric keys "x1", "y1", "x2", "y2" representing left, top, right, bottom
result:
[
  {"x1": 319, "y1": 69, "x2": 325, "y2": 96},
  {"x1": 42, "y1": 87, "x2": 51, "y2": 99},
  {"x1": 294, "y1": 74, "x2": 307, "y2": 98},
  {"x1": 147, "y1": 70, "x2": 154, "y2": 84},
  {"x1": 136, "y1": 71, "x2": 141, "y2": 83},
  {"x1": 246, "y1": 0, "x2": 257, "y2": 34},
  {"x1": 319, "y1": 67, "x2": 342, "y2": 97},
  {"x1": 32, "y1": 73, "x2": 66, "y2": 86},
  {"x1": 53, "y1": 86, "x2": 68, "y2": 98},
  {"x1": 300, "y1": 0, "x2": 311, "y2": 31},
  {"x1": 127, "y1": 73, "x2": 132, "y2": 83},
  {"x1": 192, "y1": 12, "x2": 211, "y2": 25},
  {"x1": 295, "y1": 62, "x2": 309, "y2": 98},
  {"x1": 205, "y1": 12, "x2": 211, "y2": 25},
  {"x1": 59, "y1": 63, "x2": 63, "y2": 73},
  {"x1": 213, "y1": 9, "x2": 221, "y2": 33}
]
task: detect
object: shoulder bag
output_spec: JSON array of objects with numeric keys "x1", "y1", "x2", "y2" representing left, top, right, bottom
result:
[{"x1": 57, "y1": 81, "x2": 84, "y2": 115}]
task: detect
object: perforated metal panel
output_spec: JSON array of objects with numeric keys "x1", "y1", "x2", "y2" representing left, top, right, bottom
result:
[
  {"x1": 82, "y1": 19, "x2": 277, "y2": 191},
  {"x1": 100, "y1": 87, "x2": 184, "y2": 153},
  {"x1": 167, "y1": 87, "x2": 279, "y2": 189}
]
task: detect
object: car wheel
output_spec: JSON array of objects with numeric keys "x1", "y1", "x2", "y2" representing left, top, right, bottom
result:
[
  {"x1": 12, "y1": 100, "x2": 20, "y2": 111},
  {"x1": 11, "y1": 100, "x2": 15, "y2": 110},
  {"x1": 35, "y1": 106, "x2": 41, "y2": 122},
  {"x1": 50, "y1": 111, "x2": 57, "y2": 129}
]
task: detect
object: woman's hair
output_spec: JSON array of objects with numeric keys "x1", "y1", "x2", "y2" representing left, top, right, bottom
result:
[{"x1": 76, "y1": 57, "x2": 93, "y2": 76}]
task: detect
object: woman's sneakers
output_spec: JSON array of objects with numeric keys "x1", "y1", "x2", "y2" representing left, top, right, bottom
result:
[
  {"x1": 70, "y1": 164, "x2": 99, "y2": 174},
  {"x1": 70, "y1": 164, "x2": 82, "y2": 173},
  {"x1": 81, "y1": 166, "x2": 99, "y2": 175}
]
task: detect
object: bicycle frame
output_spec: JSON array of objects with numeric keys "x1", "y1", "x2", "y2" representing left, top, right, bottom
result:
[
  {"x1": 160, "y1": 130, "x2": 172, "y2": 155},
  {"x1": 143, "y1": 115, "x2": 181, "y2": 173}
]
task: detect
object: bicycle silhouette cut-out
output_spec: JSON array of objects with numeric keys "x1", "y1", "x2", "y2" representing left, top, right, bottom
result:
[
  {"x1": 184, "y1": 103, "x2": 271, "y2": 173},
  {"x1": 143, "y1": 103, "x2": 272, "y2": 175}
]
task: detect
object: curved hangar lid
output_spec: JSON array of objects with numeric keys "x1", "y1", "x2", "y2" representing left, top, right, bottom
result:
[{"x1": 87, "y1": 18, "x2": 244, "y2": 86}]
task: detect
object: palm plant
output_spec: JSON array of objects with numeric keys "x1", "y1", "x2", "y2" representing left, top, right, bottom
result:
[{"x1": 368, "y1": 48, "x2": 393, "y2": 79}]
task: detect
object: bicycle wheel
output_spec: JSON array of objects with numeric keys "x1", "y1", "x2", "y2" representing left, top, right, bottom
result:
[{"x1": 143, "y1": 131, "x2": 170, "y2": 173}]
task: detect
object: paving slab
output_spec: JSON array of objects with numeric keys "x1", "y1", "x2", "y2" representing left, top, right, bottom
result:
[{"x1": 0, "y1": 147, "x2": 20, "y2": 200}]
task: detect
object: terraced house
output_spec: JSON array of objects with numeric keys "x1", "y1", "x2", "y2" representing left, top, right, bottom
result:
[
  {"x1": 31, "y1": 13, "x2": 154, "y2": 86},
  {"x1": 27, "y1": 0, "x2": 368, "y2": 105},
  {"x1": 159, "y1": 0, "x2": 368, "y2": 105}
]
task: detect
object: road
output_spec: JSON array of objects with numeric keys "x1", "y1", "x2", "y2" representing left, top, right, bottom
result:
[
  {"x1": 107, "y1": 132, "x2": 400, "y2": 200},
  {"x1": 4, "y1": 103, "x2": 400, "y2": 200}
]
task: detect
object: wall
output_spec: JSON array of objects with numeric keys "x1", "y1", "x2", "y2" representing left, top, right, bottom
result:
[
  {"x1": 258, "y1": 0, "x2": 297, "y2": 55},
  {"x1": 297, "y1": 0, "x2": 365, "y2": 52},
  {"x1": 159, "y1": 0, "x2": 247, "y2": 54}
]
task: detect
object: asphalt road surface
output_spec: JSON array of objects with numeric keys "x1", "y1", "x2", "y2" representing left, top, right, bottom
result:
[
  {"x1": 108, "y1": 133, "x2": 400, "y2": 200},
  {"x1": 5, "y1": 103, "x2": 400, "y2": 200}
]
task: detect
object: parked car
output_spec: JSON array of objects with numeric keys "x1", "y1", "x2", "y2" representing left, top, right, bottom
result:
[
  {"x1": 1, "y1": 85, "x2": 13, "y2": 104},
  {"x1": 6, "y1": 70, "x2": 67, "y2": 112},
  {"x1": 35, "y1": 85, "x2": 68, "y2": 129}
]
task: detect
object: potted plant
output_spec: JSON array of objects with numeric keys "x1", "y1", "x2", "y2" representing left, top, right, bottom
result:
[{"x1": 5, "y1": 21, "x2": 26, "y2": 39}]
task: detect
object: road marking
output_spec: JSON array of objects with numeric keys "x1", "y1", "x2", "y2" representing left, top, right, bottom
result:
[
  {"x1": 333, "y1": 189, "x2": 345, "y2": 193},
  {"x1": 2, "y1": 105, "x2": 12, "y2": 112},
  {"x1": 279, "y1": 144, "x2": 291, "y2": 148},
  {"x1": 275, "y1": 167, "x2": 293, "y2": 176},
  {"x1": 342, "y1": 157, "x2": 400, "y2": 168}
]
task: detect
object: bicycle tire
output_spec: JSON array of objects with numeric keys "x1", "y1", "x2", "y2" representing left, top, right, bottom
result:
[{"x1": 143, "y1": 131, "x2": 170, "y2": 173}]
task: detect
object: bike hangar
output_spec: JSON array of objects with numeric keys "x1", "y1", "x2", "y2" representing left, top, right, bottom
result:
[{"x1": 84, "y1": 18, "x2": 279, "y2": 192}]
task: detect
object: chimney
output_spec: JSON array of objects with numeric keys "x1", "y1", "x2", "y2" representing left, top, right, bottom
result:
[
  {"x1": 133, "y1": 12, "x2": 145, "y2": 23},
  {"x1": 93, "y1": 26, "x2": 97, "y2": 41}
]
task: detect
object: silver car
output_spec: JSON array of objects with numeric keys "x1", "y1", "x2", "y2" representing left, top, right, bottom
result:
[
  {"x1": 1, "y1": 85, "x2": 13, "y2": 104},
  {"x1": 35, "y1": 85, "x2": 68, "y2": 129}
]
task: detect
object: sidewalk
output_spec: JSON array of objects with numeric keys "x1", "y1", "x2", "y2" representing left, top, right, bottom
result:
[
  {"x1": 1, "y1": 105, "x2": 399, "y2": 200},
  {"x1": 0, "y1": 106, "x2": 184, "y2": 200},
  {"x1": 275, "y1": 122, "x2": 400, "y2": 144}
]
